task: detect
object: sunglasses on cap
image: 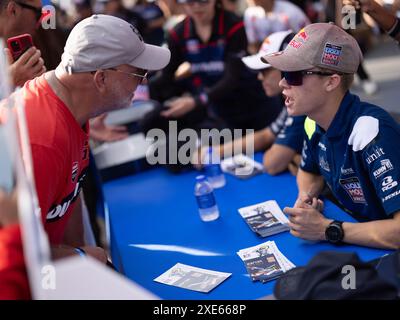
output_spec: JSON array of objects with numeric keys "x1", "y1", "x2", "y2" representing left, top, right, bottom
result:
[
  {"x1": 14, "y1": 1, "x2": 43, "y2": 22},
  {"x1": 282, "y1": 70, "x2": 343, "y2": 86}
]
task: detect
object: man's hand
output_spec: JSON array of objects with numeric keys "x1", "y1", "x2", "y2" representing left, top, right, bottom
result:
[
  {"x1": 0, "y1": 190, "x2": 19, "y2": 228},
  {"x1": 89, "y1": 114, "x2": 129, "y2": 143},
  {"x1": 293, "y1": 191, "x2": 313, "y2": 208},
  {"x1": 342, "y1": 0, "x2": 376, "y2": 12},
  {"x1": 161, "y1": 96, "x2": 196, "y2": 118},
  {"x1": 80, "y1": 246, "x2": 108, "y2": 264},
  {"x1": 294, "y1": 194, "x2": 324, "y2": 212},
  {"x1": 51, "y1": 245, "x2": 109, "y2": 264},
  {"x1": 284, "y1": 198, "x2": 331, "y2": 241},
  {"x1": 6, "y1": 47, "x2": 46, "y2": 88}
]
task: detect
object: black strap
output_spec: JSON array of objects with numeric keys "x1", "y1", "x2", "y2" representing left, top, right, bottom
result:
[{"x1": 388, "y1": 18, "x2": 400, "y2": 39}]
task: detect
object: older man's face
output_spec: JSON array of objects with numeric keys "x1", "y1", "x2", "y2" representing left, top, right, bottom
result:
[
  {"x1": 103, "y1": 64, "x2": 146, "y2": 111},
  {"x1": 3, "y1": 0, "x2": 43, "y2": 38}
]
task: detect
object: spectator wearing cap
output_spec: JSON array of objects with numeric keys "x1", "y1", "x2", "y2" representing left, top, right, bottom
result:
[
  {"x1": 4, "y1": 14, "x2": 170, "y2": 261},
  {"x1": 263, "y1": 23, "x2": 400, "y2": 249},
  {"x1": 243, "y1": 0, "x2": 310, "y2": 54},
  {"x1": 0, "y1": 0, "x2": 46, "y2": 87},
  {"x1": 193, "y1": 30, "x2": 306, "y2": 176}
]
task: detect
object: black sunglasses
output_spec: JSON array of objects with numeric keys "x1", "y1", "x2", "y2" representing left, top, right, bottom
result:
[
  {"x1": 282, "y1": 70, "x2": 343, "y2": 86},
  {"x1": 15, "y1": 1, "x2": 43, "y2": 22}
]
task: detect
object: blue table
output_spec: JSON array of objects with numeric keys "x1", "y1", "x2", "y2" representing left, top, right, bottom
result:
[{"x1": 103, "y1": 154, "x2": 392, "y2": 300}]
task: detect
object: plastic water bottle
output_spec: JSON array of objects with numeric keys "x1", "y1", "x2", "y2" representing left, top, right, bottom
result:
[
  {"x1": 204, "y1": 147, "x2": 226, "y2": 189},
  {"x1": 194, "y1": 175, "x2": 220, "y2": 222}
]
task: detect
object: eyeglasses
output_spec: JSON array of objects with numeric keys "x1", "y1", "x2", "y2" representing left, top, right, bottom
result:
[
  {"x1": 108, "y1": 68, "x2": 148, "y2": 84},
  {"x1": 282, "y1": 70, "x2": 343, "y2": 86},
  {"x1": 14, "y1": 1, "x2": 43, "y2": 22}
]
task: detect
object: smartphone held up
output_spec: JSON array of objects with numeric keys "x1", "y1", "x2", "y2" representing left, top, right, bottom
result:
[{"x1": 7, "y1": 34, "x2": 34, "y2": 61}]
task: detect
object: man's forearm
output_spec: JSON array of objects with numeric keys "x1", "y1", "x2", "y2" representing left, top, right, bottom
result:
[
  {"x1": 62, "y1": 196, "x2": 84, "y2": 247},
  {"x1": 51, "y1": 245, "x2": 80, "y2": 260},
  {"x1": 342, "y1": 215, "x2": 400, "y2": 249},
  {"x1": 364, "y1": 0, "x2": 398, "y2": 31},
  {"x1": 296, "y1": 168, "x2": 325, "y2": 199}
]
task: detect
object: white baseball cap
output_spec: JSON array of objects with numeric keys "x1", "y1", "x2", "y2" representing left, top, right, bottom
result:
[
  {"x1": 242, "y1": 30, "x2": 294, "y2": 70},
  {"x1": 58, "y1": 14, "x2": 171, "y2": 74}
]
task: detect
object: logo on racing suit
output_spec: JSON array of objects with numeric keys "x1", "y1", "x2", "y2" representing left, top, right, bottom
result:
[
  {"x1": 318, "y1": 142, "x2": 327, "y2": 151},
  {"x1": 339, "y1": 177, "x2": 366, "y2": 204},
  {"x1": 373, "y1": 159, "x2": 393, "y2": 179},
  {"x1": 319, "y1": 156, "x2": 330, "y2": 172},
  {"x1": 365, "y1": 147, "x2": 385, "y2": 165},
  {"x1": 341, "y1": 167, "x2": 355, "y2": 175},
  {"x1": 381, "y1": 176, "x2": 398, "y2": 192}
]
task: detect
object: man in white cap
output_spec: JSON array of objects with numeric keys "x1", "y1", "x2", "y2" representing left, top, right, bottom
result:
[
  {"x1": 263, "y1": 23, "x2": 400, "y2": 249},
  {"x1": 14, "y1": 14, "x2": 170, "y2": 261}
]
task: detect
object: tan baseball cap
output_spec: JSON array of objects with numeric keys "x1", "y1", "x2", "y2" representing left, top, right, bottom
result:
[
  {"x1": 59, "y1": 14, "x2": 171, "y2": 74},
  {"x1": 261, "y1": 23, "x2": 363, "y2": 73}
]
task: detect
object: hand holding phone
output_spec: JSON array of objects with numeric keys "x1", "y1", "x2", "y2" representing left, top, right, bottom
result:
[
  {"x1": 5, "y1": 34, "x2": 46, "y2": 87},
  {"x1": 7, "y1": 34, "x2": 33, "y2": 62}
]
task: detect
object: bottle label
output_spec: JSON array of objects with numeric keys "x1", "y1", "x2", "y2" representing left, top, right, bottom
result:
[
  {"x1": 196, "y1": 193, "x2": 216, "y2": 209},
  {"x1": 205, "y1": 163, "x2": 222, "y2": 177}
]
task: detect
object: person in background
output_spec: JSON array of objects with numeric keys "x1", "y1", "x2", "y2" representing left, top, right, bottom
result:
[
  {"x1": 99, "y1": 0, "x2": 146, "y2": 34},
  {"x1": 325, "y1": 0, "x2": 378, "y2": 95},
  {"x1": 72, "y1": 0, "x2": 93, "y2": 22},
  {"x1": 132, "y1": 0, "x2": 166, "y2": 46},
  {"x1": 0, "y1": 0, "x2": 45, "y2": 87},
  {"x1": 244, "y1": 0, "x2": 310, "y2": 54},
  {"x1": 193, "y1": 30, "x2": 306, "y2": 176},
  {"x1": 343, "y1": 0, "x2": 400, "y2": 43},
  {"x1": 147, "y1": 0, "x2": 282, "y2": 134},
  {"x1": 220, "y1": 0, "x2": 242, "y2": 15}
]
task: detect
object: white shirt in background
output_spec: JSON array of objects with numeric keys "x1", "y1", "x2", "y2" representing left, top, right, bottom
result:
[{"x1": 244, "y1": 0, "x2": 310, "y2": 44}]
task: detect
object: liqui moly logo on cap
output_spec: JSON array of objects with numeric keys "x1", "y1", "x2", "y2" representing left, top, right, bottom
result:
[{"x1": 322, "y1": 43, "x2": 342, "y2": 66}]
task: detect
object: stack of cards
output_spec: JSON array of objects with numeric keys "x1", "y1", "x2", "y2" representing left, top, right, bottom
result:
[
  {"x1": 237, "y1": 241, "x2": 295, "y2": 283},
  {"x1": 154, "y1": 263, "x2": 231, "y2": 293},
  {"x1": 221, "y1": 154, "x2": 263, "y2": 179},
  {"x1": 238, "y1": 200, "x2": 290, "y2": 237}
]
